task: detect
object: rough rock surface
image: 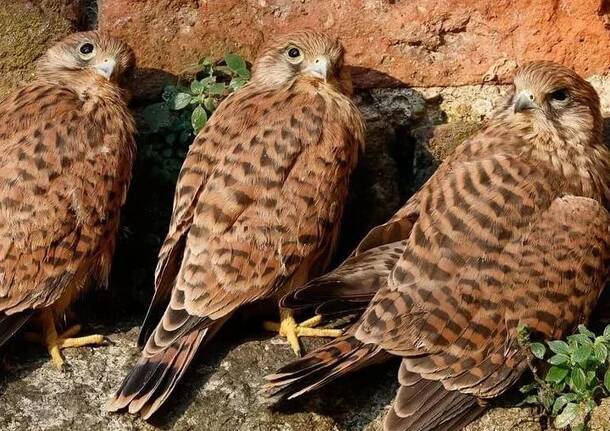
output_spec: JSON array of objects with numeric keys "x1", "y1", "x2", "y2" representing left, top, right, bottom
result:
[
  {"x1": 99, "y1": 0, "x2": 610, "y2": 89},
  {"x1": 2, "y1": 316, "x2": 610, "y2": 431},
  {"x1": 0, "y1": 1, "x2": 80, "y2": 99}
]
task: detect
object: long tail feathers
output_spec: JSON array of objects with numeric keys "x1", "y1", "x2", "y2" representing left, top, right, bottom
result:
[
  {"x1": 263, "y1": 334, "x2": 390, "y2": 401},
  {"x1": 264, "y1": 336, "x2": 486, "y2": 431},
  {"x1": 0, "y1": 311, "x2": 33, "y2": 348},
  {"x1": 107, "y1": 320, "x2": 225, "y2": 419},
  {"x1": 384, "y1": 363, "x2": 487, "y2": 431}
]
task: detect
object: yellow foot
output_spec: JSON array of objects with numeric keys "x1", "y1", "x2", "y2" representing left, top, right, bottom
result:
[
  {"x1": 263, "y1": 310, "x2": 342, "y2": 356},
  {"x1": 24, "y1": 311, "x2": 107, "y2": 370}
]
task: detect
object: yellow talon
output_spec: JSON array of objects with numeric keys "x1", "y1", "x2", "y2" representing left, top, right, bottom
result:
[
  {"x1": 263, "y1": 310, "x2": 342, "y2": 356},
  {"x1": 299, "y1": 315, "x2": 323, "y2": 328},
  {"x1": 27, "y1": 310, "x2": 107, "y2": 369},
  {"x1": 58, "y1": 324, "x2": 83, "y2": 340},
  {"x1": 58, "y1": 334, "x2": 105, "y2": 349}
]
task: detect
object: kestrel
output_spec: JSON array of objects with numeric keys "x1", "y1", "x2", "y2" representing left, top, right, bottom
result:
[
  {"x1": 265, "y1": 61, "x2": 610, "y2": 431},
  {"x1": 108, "y1": 31, "x2": 365, "y2": 418},
  {"x1": 0, "y1": 31, "x2": 136, "y2": 369}
]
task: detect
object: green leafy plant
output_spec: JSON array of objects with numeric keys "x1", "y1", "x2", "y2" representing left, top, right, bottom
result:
[
  {"x1": 137, "y1": 54, "x2": 251, "y2": 185},
  {"x1": 520, "y1": 324, "x2": 610, "y2": 430},
  {"x1": 141, "y1": 53, "x2": 250, "y2": 138}
]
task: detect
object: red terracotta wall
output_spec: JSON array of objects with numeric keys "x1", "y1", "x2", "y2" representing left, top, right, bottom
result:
[{"x1": 99, "y1": 0, "x2": 610, "y2": 88}]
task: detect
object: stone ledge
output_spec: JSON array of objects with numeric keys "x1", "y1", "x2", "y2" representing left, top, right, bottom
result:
[{"x1": 2, "y1": 320, "x2": 609, "y2": 431}]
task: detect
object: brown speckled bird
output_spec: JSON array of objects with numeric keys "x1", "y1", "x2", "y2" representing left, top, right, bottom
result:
[
  {"x1": 264, "y1": 61, "x2": 610, "y2": 431},
  {"x1": 0, "y1": 32, "x2": 136, "y2": 369},
  {"x1": 108, "y1": 31, "x2": 365, "y2": 418}
]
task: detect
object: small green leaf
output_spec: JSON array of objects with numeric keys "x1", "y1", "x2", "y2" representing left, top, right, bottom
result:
[
  {"x1": 519, "y1": 383, "x2": 537, "y2": 394},
  {"x1": 191, "y1": 105, "x2": 208, "y2": 133},
  {"x1": 203, "y1": 97, "x2": 216, "y2": 112},
  {"x1": 572, "y1": 345, "x2": 593, "y2": 365},
  {"x1": 562, "y1": 393, "x2": 579, "y2": 403},
  {"x1": 577, "y1": 324, "x2": 596, "y2": 339},
  {"x1": 224, "y1": 53, "x2": 247, "y2": 74},
  {"x1": 594, "y1": 342, "x2": 608, "y2": 363},
  {"x1": 548, "y1": 340, "x2": 571, "y2": 355},
  {"x1": 546, "y1": 366, "x2": 569, "y2": 384},
  {"x1": 548, "y1": 353, "x2": 570, "y2": 365},
  {"x1": 552, "y1": 394, "x2": 572, "y2": 416},
  {"x1": 604, "y1": 368, "x2": 610, "y2": 392},
  {"x1": 570, "y1": 368, "x2": 587, "y2": 392},
  {"x1": 554, "y1": 402, "x2": 579, "y2": 428},
  {"x1": 200, "y1": 76, "x2": 217, "y2": 87},
  {"x1": 531, "y1": 342, "x2": 546, "y2": 359},
  {"x1": 172, "y1": 92, "x2": 192, "y2": 110},
  {"x1": 568, "y1": 334, "x2": 594, "y2": 346},
  {"x1": 190, "y1": 80, "x2": 205, "y2": 95},
  {"x1": 604, "y1": 324, "x2": 610, "y2": 339},
  {"x1": 237, "y1": 67, "x2": 251, "y2": 79},
  {"x1": 521, "y1": 395, "x2": 539, "y2": 405},
  {"x1": 207, "y1": 83, "x2": 227, "y2": 95},
  {"x1": 229, "y1": 77, "x2": 248, "y2": 91}
]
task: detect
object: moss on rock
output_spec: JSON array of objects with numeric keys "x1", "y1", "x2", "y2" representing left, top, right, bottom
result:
[
  {"x1": 0, "y1": 1, "x2": 76, "y2": 99},
  {"x1": 424, "y1": 121, "x2": 482, "y2": 162}
]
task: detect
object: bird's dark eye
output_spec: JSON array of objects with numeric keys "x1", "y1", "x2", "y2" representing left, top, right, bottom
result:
[
  {"x1": 288, "y1": 48, "x2": 301, "y2": 58},
  {"x1": 80, "y1": 43, "x2": 94, "y2": 55},
  {"x1": 550, "y1": 89, "x2": 569, "y2": 102}
]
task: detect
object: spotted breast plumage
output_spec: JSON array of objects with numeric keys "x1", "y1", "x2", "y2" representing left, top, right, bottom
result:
[
  {"x1": 0, "y1": 31, "x2": 136, "y2": 369},
  {"x1": 264, "y1": 61, "x2": 610, "y2": 431},
  {"x1": 108, "y1": 30, "x2": 365, "y2": 419}
]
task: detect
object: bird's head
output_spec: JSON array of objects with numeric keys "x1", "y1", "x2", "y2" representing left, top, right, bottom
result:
[
  {"x1": 37, "y1": 31, "x2": 135, "y2": 88},
  {"x1": 509, "y1": 61, "x2": 602, "y2": 147},
  {"x1": 251, "y1": 30, "x2": 350, "y2": 93}
]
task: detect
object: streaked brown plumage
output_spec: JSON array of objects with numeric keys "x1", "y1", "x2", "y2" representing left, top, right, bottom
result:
[
  {"x1": 265, "y1": 61, "x2": 610, "y2": 431},
  {"x1": 0, "y1": 31, "x2": 136, "y2": 368},
  {"x1": 108, "y1": 31, "x2": 365, "y2": 419}
]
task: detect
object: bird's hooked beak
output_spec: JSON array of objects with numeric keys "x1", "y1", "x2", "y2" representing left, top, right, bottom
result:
[
  {"x1": 514, "y1": 91, "x2": 537, "y2": 114},
  {"x1": 94, "y1": 58, "x2": 117, "y2": 80},
  {"x1": 305, "y1": 56, "x2": 330, "y2": 81}
]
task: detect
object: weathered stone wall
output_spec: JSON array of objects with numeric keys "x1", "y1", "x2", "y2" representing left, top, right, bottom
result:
[
  {"x1": 4, "y1": 1, "x2": 610, "y2": 95},
  {"x1": 98, "y1": 0, "x2": 610, "y2": 89}
]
